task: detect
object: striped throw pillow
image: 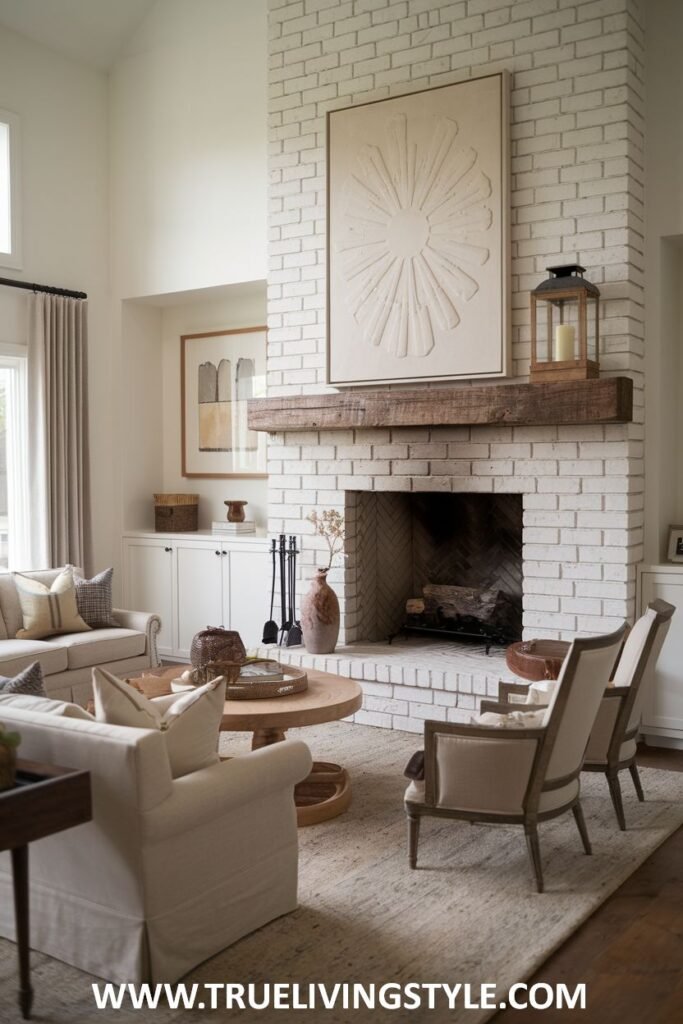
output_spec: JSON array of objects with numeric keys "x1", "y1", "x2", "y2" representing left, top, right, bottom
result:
[{"x1": 14, "y1": 568, "x2": 91, "y2": 640}]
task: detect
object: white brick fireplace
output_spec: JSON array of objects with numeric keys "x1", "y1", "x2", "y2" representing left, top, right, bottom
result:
[{"x1": 260, "y1": 0, "x2": 646, "y2": 730}]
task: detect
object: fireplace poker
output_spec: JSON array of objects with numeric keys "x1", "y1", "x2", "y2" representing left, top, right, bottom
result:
[
  {"x1": 286, "y1": 535, "x2": 302, "y2": 646},
  {"x1": 278, "y1": 534, "x2": 288, "y2": 645}
]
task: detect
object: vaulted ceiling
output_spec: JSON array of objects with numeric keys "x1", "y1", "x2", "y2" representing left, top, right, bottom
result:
[{"x1": 0, "y1": 0, "x2": 157, "y2": 71}]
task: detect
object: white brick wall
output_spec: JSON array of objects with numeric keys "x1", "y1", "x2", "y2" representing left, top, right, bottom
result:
[{"x1": 266, "y1": 0, "x2": 646, "y2": 720}]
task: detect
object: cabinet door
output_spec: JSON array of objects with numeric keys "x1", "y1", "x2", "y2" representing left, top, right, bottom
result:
[
  {"x1": 175, "y1": 541, "x2": 223, "y2": 659},
  {"x1": 641, "y1": 574, "x2": 683, "y2": 736},
  {"x1": 223, "y1": 547, "x2": 270, "y2": 649},
  {"x1": 123, "y1": 539, "x2": 175, "y2": 657}
]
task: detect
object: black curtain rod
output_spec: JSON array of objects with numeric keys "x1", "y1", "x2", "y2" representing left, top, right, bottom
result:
[{"x1": 0, "y1": 275, "x2": 87, "y2": 300}]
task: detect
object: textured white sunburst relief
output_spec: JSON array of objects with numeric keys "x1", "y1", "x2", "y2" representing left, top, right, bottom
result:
[{"x1": 337, "y1": 112, "x2": 493, "y2": 360}]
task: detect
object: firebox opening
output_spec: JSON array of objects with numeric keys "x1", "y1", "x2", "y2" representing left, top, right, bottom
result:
[{"x1": 345, "y1": 491, "x2": 523, "y2": 649}]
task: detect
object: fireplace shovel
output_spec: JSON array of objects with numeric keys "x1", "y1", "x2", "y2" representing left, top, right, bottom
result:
[
  {"x1": 261, "y1": 537, "x2": 279, "y2": 644},
  {"x1": 286, "y1": 535, "x2": 302, "y2": 646}
]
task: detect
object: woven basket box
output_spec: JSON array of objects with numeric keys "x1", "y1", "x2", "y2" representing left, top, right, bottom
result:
[{"x1": 154, "y1": 493, "x2": 199, "y2": 532}]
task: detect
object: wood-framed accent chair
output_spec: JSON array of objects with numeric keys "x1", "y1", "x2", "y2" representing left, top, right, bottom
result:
[
  {"x1": 483, "y1": 601, "x2": 676, "y2": 831},
  {"x1": 583, "y1": 599, "x2": 674, "y2": 828},
  {"x1": 405, "y1": 625, "x2": 627, "y2": 893}
]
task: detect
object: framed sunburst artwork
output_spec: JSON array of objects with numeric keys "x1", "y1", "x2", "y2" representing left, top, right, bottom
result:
[{"x1": 327, "y1": 72, "x2": 510, "y2": 386}]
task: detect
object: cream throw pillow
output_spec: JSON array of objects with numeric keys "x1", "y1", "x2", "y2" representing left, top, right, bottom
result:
[
  {"x1": 473, "y1": 709, "x2": 548, "y2": 729},
  {"x1": 14, "y1": 568, "x2": 91, "y2": 640},
  {"x1": 92, "y1": 667, "x2": 226, "y2": 779}
]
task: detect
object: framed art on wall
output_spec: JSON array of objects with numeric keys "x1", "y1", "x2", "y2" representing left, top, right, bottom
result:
[
  {"x1": 667, "y1": 525, "x2": 683, "y2": 563},
  {"x1": 181, "y1": 326, "x2": 267, "y2": 478},
  {"x1": 327, "y1": 72, "x2": 510, "y2": 386}
]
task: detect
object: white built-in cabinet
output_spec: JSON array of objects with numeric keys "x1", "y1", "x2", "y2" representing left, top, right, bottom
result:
[
  {"x1": 122, "y1": 532, "x2": 270, "y2": 659},
  {"x1": 638, "y1": 564, "x2": 683, "y2": 748}
]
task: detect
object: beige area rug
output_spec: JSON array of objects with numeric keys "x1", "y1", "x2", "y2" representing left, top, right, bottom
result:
[{"x1": 2, "y1": 721, "x2": 683, "y2": 1024}]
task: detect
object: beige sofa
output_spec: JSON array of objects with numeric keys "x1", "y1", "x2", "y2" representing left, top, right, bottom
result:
[
  {"x1": 0, "y1": 693, "x2": 312, "y2": 983},
  {"x1": 0, "y1": 568, "x2": 161, "y2": 705}
]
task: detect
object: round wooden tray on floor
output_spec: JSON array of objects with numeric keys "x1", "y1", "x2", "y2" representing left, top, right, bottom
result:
[
  {"x1": 505, "y1": 639, "x2": 571, "y2": 682},
  {"x1": 294, "y1": 761, "x2": 352, "y2": 827}
]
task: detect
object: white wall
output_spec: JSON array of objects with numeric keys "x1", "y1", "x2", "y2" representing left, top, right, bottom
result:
[
  {"x1": 109, "y1": 0, "x2": 267, "y2": 300},
  {"x1": 644, "y1": 0, "x2": 683, "y2": 561},
  {"x1": 109, "y1": 0, "x2": 269, "y2": 583},
  {"x1": 120, "y1": 300, "x2": 164, "y2": 533},
  {"x1": 0, "y1": 24, "x2": 110, "y2": 572},
  {"x1": 120, "y1": 283, "x2": 267, "y2": 535},
  {"x1": 160, "y1": 284, "x2": 268, "y2": 530}
]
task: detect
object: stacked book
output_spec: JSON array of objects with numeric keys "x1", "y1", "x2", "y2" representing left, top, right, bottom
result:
[
  {"x1": 238, "y1": 660, "x2": 285, "y2": 683},
  {"x1": 211, "y1": 520, "x2": 256, "y2": 535}
]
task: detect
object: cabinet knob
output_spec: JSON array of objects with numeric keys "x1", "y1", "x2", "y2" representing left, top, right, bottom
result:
[
  {"x1": 221, "y1": 550, "x2": 227, "y2": 556},
  {"x1": 164, "y1": 547, "x2": 172, "y2": 553},
  {"x1": 215, "y1": 550, "x2": 221, "y2": 556}
]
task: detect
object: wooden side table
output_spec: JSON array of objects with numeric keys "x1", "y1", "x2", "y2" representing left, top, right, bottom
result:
[{"x1": 0, "y1": 759, "x2": 91, "y2": 1019}]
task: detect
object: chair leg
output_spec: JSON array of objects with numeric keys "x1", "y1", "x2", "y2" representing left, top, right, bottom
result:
[
  {"x1": 629, "y1": 763, "x2": 645, "y2": 802},
  {"x1": 524, "y1": 824, "x2": 544, "y2": 893},
  {"x1": 607, "y1": 772, "x2": 627, "y2": 831},
  {"x1": 407, "y1": 812, "x2": 420, "y2": 869},
  {"x1": 572, "y1": 801, "x2": 592, "y2": 855}
]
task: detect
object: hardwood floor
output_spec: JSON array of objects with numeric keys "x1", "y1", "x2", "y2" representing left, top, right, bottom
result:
[{"x1": 494, "y1": 745, "x2": 683, "y2": 1022}]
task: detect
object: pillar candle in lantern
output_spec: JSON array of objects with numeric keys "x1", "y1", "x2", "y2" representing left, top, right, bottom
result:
[{"x1": 554, "y1": 324, "x2": 575, "y2": 361}]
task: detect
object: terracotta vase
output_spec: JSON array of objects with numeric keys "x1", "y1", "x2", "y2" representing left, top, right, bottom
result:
[{"x1": 301, "y1": 568, "x2": 340, "y2": 655}]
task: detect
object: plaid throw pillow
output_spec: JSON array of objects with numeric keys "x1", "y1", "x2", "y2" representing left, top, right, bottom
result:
[
  {"x1": 72, "y1": 567, "x2": 118, "y2": 629},
  {"x1": 0, "y1": 661, "x2": 46, "y2": 696}
]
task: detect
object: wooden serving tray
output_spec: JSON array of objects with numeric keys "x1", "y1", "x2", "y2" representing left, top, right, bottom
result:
[{"x1": 227, "y1": 664, "x2": 308, "y2": 700}]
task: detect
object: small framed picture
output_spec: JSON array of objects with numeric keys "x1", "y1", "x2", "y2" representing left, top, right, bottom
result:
[
  {"x1": 181, "y1": 326, "x2": 267, "y2": 478},
  {"x1": 667, "y1": 525, "x2": 683, "y2": 563}
]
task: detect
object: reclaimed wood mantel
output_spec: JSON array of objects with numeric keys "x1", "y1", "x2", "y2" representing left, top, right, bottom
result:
[{"x1": 247, "y1": 377, "x2": 633, "y2": 432}]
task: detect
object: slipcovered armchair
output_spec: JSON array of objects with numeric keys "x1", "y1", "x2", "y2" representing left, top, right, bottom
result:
[
  {"x1": 0, "y1": 696, "x2": 312, "y2": 983},
  {"x1": 405, "y1": 626, "x2": 627, "y2": 892},
  {"x1": 484, "y1": 601, "x2": 675, "y2": 830}
]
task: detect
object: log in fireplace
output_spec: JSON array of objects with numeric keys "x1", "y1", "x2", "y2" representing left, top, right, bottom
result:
[{"x1": 394, "y1": 581, "x2": 521, "y2": 654}]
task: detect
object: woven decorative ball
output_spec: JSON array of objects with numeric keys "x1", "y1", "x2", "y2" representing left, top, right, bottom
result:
[{"x1": 190, "y1": 627, "x2": 246, "y2": 671}]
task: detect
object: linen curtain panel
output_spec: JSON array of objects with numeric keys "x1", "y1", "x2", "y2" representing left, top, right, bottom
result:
[
  {"x1": 28, "y1": 293, "x2": 90, "y2": 570},
  {"x1": 4, "y1": 354, "x2": 30, "y2": 568}
]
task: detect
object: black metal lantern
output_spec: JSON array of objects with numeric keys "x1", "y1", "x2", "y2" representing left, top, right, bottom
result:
[{"x1": 530, "y1": 264, "x2": 600, "y2": 382}]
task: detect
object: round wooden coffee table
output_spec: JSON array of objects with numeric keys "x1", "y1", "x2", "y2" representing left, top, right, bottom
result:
[
  {"x1": 130, "y1": 666, "x2": 363, "y2": 827},
  {"x1": 220, "y1": 669, "x2": 362, "y2": 827}
]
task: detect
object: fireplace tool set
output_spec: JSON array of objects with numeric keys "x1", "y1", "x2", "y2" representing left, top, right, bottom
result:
[{"x1": 262, "y1": 535, "x2": 302, "y2": 647}]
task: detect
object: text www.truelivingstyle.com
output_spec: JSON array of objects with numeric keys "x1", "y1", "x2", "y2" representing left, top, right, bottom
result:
[{"x1": 92, "y1": 981, "x2": 586, "y2": 1012}]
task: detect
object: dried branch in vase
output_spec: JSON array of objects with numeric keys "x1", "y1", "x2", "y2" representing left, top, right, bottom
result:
[{"x1": 306, "y1": 509, "x2": 345, "y2": 571}]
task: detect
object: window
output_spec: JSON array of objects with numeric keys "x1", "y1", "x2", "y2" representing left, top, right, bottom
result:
[
  {"x1": 0, "y1": 348, "x2": 28, "y2": 569},
  {"x1": 0, "y1": 109, "x2": 21, "y2": 269}
]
